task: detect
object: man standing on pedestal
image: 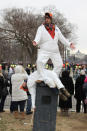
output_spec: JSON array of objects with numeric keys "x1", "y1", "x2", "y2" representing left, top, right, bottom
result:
[{"x1": 32, "y1": 12, "x2": 75, "y2": 89}]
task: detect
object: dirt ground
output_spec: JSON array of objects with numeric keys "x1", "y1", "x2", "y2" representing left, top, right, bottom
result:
[{"x1": 0, "y1": 111, "x2": 87, "y2": 131}]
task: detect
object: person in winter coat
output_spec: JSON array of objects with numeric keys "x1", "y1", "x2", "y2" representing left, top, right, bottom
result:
[
  {"x1": 0, "y1": 70, "x2": 5, "y2": 112},
  {"x1": 83, "y1": 76, "x2": 87, "y2": 106},
  {"x1": 75, "y1": 70, "x2": 86, "y2": 113},
  {"x1": 59, "y1": 70, "x2": 74, "y2": 116},
  {"x1": 0, "y1": 64, "x2": 9, "y2": 112},
  {"x1": 25, "y1": 67, "x2": 32, "y2": 115},
  {"x1": 32, "y1": 12, "x2": 75, "y2": 89},
  {"x1": 0, "y1": 70, "x2": 4, "y2": 99},
  {"x1": 11, "y1": 65, "x2": 28, "y2": 119},
  {"x1": 8, "y1": 68, "x2": 14, "y2": 113}
]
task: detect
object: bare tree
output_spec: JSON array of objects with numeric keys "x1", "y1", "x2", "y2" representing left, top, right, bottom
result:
[{"x1": 0, "y1": 7, "x2": 76, "y2": 64}]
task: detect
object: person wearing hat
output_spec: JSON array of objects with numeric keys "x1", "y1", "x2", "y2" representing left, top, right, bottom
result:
[
  {"x1": 75, "y1": 70, "x2": 86, "y2": 113},
  {"x1": 32, "y1": 12, "x2": 75, "y2": 90}
]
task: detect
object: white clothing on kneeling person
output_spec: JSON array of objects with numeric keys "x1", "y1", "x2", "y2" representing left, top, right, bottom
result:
[{"x1": 27, "y1": 69, "x2": 64, "y2": 109}]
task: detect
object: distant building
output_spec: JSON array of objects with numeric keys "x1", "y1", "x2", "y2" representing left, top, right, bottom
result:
[
  {"x1": 75, "y1": 50, "x2": 85, "y2": 59},
  {"x1": 66, "y1": 50, "x2": 87, "y2": 64}
]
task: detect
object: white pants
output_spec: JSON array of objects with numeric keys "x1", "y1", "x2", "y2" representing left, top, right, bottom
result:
[
  {"x1": 27, "y1": 70, "x2": 64, "y2": 108},
  {"x1": 36, "y1": 49, "x2": 63, "y2": 86}
]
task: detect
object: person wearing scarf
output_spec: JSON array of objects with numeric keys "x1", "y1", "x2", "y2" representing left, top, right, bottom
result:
[{"x1": 32, "y1": 12, "x2": 75, "y2": 91}]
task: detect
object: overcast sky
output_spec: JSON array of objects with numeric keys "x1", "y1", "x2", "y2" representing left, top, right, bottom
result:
[{"x1": 0, "y1": 0, "x2": 87, "y2": 54}]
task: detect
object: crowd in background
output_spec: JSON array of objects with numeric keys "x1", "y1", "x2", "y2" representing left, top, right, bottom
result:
[{"x1": 0, "y1": 62, "x2": 87, "y2": 119}]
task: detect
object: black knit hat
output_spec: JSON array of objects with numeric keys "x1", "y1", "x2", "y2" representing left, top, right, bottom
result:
[{"x1": 45, "y1": 12, "x2": 52, "y2": 19}]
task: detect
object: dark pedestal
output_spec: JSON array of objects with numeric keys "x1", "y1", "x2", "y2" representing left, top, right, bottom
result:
[{"x1": 33, "y1": 81, "x2": 58, "y2": 131}]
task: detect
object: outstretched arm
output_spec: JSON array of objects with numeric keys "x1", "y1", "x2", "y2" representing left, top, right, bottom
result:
[
  {"x1": 32, "y1": 26, "x2": 42, "y2": 46},
  {"x1": 58, "y1": 27, "x2": 75, "y2": 49}
]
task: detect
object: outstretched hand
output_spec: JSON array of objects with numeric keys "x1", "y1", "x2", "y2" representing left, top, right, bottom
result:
[
  {"x1": 32, "y1": 41, "x2": 37, "y2": 46},
  {"x1": 70, "y1": 43, "x2": 75, "y2": 49}
]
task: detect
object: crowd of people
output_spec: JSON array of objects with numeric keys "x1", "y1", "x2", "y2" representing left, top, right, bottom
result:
[
  {"x1": 0, "y1": 62, "x2": 87, "y2": 119},
  {"x1": 0, "y1": 63, "x2": 35, "y2": 119}
]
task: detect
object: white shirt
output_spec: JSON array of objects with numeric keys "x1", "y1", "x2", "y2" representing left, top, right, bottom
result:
[{"x1": 34, "y1": 24, "x2": 71, "y2": 53}]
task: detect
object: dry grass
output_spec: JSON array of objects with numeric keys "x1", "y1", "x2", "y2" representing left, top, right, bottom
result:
[{"x1": 0, "y1": 111, "x2": 87, "y2": 131}]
